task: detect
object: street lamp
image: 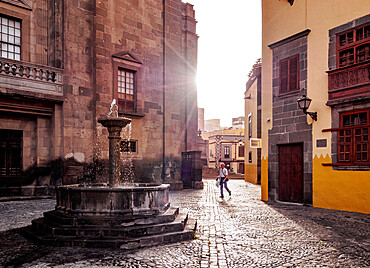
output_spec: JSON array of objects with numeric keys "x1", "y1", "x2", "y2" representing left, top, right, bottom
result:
[{"x1": 297, "y1": 95, "x2": 317, "y2": 121}]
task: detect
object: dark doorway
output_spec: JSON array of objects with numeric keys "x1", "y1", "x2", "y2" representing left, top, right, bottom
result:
[
  {"x1": 238, "y1": 163, "x2": 244, "y2": 174},
  {"x1": 181, "y1": 151, "x2": 202, "y2": 189},
  {"x1": 0, "y1": 130, "x2": 23, "y2": 177},
  {"x1": 181, "y1": 152, "x2": 192, "y2": 188},
  {"x1": 278, "y1": 143, "x2": 303, "y2": 203}
]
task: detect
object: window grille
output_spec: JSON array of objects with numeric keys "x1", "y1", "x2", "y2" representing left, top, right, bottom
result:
[
  {"x1": 338, "y1": 109, "x2": 369, "y2": 164},
  {"x1": 0, "y1": 130, "x2": 22, "y2": 176},
  {"x1": 120, "y1": 140, "x2": 137, "y2": 153},
  {"x1": 337, "y1": 23, "x2": 370, "y2": 67}
]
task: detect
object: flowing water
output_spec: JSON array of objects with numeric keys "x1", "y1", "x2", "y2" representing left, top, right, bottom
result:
[{"x1": 120, "y1": 120, "x2": 135, "y2": 185}]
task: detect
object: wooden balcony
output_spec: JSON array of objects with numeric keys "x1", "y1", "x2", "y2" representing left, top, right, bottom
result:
[
  {"x1": 327, "y1": 61, "x2": 370, "y2": 105},
  {"x1": 0, "y1": 58, "x2": 63, "y2": 101}
]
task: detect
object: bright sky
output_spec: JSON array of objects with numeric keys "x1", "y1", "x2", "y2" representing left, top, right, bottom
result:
[{"x1": 185, "y1": 0, "x2": 262, "y2": 127}]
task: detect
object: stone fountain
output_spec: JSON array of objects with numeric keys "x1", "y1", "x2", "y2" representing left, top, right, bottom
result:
[{"x1": 22, "y1": 100, "x2": 196, "y2": 249}]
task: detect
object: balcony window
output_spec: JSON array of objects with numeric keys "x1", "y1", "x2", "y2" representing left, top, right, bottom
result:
[
  {"x1": 224, "y1": 146, "x2": 230, "y2": 159},
  {"x1": 238, "y1": 145, "x2": 245, "y2": 157},
  {"x1": 337, "y1": 23, "x2": 370, "y2": 67},
  {"x1": 117, "y1": 68, "x2": 135, "y2": 113},
  {"x1": 0, "y1": 15, "x2": 21, "y2": 61},
  {"x1": 338, "y1": 109, "x2": 370, "y2": 165}
]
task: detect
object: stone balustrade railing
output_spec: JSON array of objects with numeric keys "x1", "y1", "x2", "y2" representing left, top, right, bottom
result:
[{"x1": 0, "y1": 58, "x2": 63, "y2": 99}]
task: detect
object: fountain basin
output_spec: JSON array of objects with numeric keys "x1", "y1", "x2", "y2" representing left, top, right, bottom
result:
[
  {"x1": 56, "y1": 183, "x2": 170, "y2": 216},
  {"x1": 97, "y1": 115, "x2": 131, "y2": 128}
]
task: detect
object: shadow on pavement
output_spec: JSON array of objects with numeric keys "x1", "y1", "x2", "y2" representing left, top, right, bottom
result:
[
  {"x1": 0, "y1": 226, "x2": 117, "y2": 267},
  {"x1": 266, "y1": 201, "x2": 370, "y2": 261},
  {"x1": 0, "y1": 227, "x2": 52, "y2": 267}
]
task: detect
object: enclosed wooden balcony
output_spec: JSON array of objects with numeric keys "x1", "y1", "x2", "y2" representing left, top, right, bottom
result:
[
  {"x1": 0, "y1": 58, "x2": 63, "y2": 101},
  {"x1": 327, "y1": 60, "x2": 370, "y2": 105}
]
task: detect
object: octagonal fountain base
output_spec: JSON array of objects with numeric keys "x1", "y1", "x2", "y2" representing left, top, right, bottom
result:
[
  {"x1": 22, "y1": 183, "x2": 196, "y2": 249},
  {"x1": 56, "y1": 183, "x2": 170, "y2": 217}
]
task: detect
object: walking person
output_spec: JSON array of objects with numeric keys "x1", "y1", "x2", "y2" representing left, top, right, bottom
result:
[{"x1": 219, "y1": 163, "x2": 231, "y2": 198}]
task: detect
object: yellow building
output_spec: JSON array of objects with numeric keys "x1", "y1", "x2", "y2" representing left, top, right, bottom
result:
[
  {"x1": 244, "y1": 60, "x2": 262, "y2": 184},
  {"x1": 202, "y1": 129, "x2": 245, "y2": 173},
  {"x1": 261, "y1": 0, "x2": 369, "y2": 213}
]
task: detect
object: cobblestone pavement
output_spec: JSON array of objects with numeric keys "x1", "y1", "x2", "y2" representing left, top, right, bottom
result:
[{"x1": 0, "y1": 180, "x2": 369, "y2": 267}]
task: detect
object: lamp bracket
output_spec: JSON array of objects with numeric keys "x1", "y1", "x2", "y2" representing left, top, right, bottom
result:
[{"x1": 306, "y1": 111, "x2": 317, "y2": 121}]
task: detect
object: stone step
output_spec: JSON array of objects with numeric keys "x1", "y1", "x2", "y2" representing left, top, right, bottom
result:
[
  {"x1": 31, "y1": 212, "x2": 189, "y2": 239},
  {"x1": 42, "y1": 206, "x2": 179, "y2": 227},
  {"x1": 22, "y1": 217, "x2": 197, "y2": 249}
]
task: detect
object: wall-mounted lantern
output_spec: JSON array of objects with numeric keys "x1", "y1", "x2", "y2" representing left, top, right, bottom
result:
[
  {"x1": 297, "y1": 95, "x2": 317, "y2": 121},
  {"x1": 288, "y1": 0, "x2": 294, "y2": 6}
]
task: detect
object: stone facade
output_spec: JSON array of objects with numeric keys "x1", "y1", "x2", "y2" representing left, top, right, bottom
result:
[
  {"x1": 0, "y1": 0, "x2": 198, "y2": 193},
  {"x1": 267, "y1": 30, "x2": 313, "y2": 204}
]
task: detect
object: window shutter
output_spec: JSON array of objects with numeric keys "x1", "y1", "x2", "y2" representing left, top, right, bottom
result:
[
  {"x1": 289, "y1": 57, "x2": 298, "y2": 91},
  {"x1": 280, "y1": 60, "x2": 288, "y2": 93}
]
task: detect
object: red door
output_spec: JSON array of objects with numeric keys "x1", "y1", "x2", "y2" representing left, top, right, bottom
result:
[{"x1": 278, "y1": 143, "x2": 303, "y2": 203}]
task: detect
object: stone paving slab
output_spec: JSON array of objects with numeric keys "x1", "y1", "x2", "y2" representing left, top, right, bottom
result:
[{"x1": 0, "y1": 180, "x2": 369, "y2": 267}]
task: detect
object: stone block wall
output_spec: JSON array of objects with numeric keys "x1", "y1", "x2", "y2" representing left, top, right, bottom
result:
[
  {"x1": 91, "y1": 0, "x2": 198, "y2": 184},
  {"x1": 0, "y1": 0, "x2": 199, "y2": 190},
  {"x1": 62, "y1": 0, "x2": 96, "y2": 165},
  {"x1": 29, "y1": 0, "x2": 49, "y2": 65},
  {"x1": 94, "y1": 0, "x2": 165, "y2": 164},
  {"x1": 268, "y1": 30, "x2": 313, "y2": 204},
  {"x1": 182, "y1": 3, "x2": 199, "y2": 152}
]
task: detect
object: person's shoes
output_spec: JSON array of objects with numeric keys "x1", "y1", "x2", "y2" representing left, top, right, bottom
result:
[
  {"x1": 229, "y1": 191, "x2": 231, "y2": 196},
  {"x1": 220, "y1": 196, "x2": 224, "y2": 198}
]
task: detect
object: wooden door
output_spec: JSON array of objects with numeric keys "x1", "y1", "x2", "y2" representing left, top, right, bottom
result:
[
  {"x1": 181, "y1": 152, "x2": 192, "y2": 188},
  {"x1": 278, "y1": 143, "x2": 303, "y2": 203}
]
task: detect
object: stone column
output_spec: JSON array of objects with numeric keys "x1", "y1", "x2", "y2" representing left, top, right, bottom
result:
[
  {"x1": 107, "y1": 125, "x2": 122, "y2": 188},
  {"x1": 98, "y1": 116, "x2": 131, "y2": 188}
]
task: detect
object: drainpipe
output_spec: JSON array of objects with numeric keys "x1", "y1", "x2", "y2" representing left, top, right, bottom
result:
[
  {"x1": 184, "y1": 10, "x2": 188, "y2": 152},
  {"x1": 92, "y1": 0, "x2": 97, "y2": 159},
  {"x1": 162, "y1": 0, "x2": 166, "y2": 181}
]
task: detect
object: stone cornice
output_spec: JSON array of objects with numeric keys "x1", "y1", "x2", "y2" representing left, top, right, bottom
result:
[{"x1": 268, "y1": 29, "x2": 311, "y2": 49}]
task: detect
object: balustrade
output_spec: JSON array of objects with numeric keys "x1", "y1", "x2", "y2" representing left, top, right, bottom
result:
[{"x1": 0, "y1": 58, "x2": 63, "y2": 98}]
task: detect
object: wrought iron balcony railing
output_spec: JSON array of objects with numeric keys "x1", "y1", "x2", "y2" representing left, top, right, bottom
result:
[{"x1": 0, "y1": 58, "x2": 63, "y2": 100}]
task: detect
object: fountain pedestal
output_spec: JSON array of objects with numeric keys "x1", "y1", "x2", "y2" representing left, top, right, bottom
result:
[
  {"x1": 97, "y1": 116, "x2": 130, "y2": 187},
  {"x1": 22, "y1": 112, "x2": 196, "y2": 249}
]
